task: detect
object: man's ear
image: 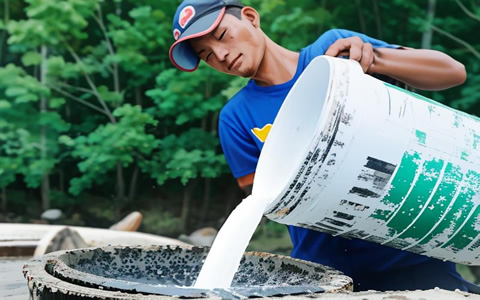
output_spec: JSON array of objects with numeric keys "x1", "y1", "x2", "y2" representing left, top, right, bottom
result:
[{"x1": 241, "y1": 7, "x2": 260, "y2": 27}]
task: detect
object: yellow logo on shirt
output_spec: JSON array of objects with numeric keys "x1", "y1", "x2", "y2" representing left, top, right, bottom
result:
[{"x1": 251, "y1": 124, "x2": 272, "y2": 143}]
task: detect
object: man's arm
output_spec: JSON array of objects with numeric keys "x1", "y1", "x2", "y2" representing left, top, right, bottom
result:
[
  {"x1": 325, "y1": 36, "x2": 466, "y2": 91},
  {"x1": 237, "y1": 173, "x2": 254, "y2": 195},
  {"x1": 369, "y1": 47, "x2": 466, "y2": 90}
]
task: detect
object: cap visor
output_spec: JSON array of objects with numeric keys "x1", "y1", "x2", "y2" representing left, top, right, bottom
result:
[{"x1": 169, "y1": 7, "x2": 226, "y2": 71}]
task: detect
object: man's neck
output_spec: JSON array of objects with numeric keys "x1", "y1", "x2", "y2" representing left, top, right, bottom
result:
[{"x1": 252, "y1": 37, "x2": 300, "y2": 87}]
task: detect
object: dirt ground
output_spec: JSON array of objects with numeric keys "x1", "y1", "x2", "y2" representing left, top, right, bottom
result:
[{"x1": 297, "y1": 288, "x2": 480, "y2": 300}]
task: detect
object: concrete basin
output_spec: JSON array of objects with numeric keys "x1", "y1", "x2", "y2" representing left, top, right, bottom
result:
[{"x1": 23, "y1": 245, "x2": 352, "y2": 299}]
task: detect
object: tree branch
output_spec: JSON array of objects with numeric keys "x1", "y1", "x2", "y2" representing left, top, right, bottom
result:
[
  {"x1": 30, "y1": 142, "x2": 44, "y2": 150},
  {"x1": 455, "y1": 0, "x2": 480, "y2": 22},
  {"x1": 48, "y1": 84, "x2": 110, "y2": 117},
  {"x1": 57, "y1": 81, "x2": 96, "y2": 95},
  {"x1": 430, "y1": 25, "x2": 480, "y2": 60},
  {"x1": 92, "y1": 6, "x2": 120, "y2": 94},
  {"x1": 421, "y1": 0, "x2": 436, "y2": 49},
  {"x1": 63, "y1": 42, "x2": 117, "y2": 123}
]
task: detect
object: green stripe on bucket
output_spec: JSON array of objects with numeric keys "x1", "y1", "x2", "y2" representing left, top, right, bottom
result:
[
  {"x1": 391, "y1": 163, "x2": 462, "y2": 242},
  {"x1": 371, "y1": 151, "x2": 420, "y2": 222},
  {"x1": 442, "y1": 205, "x2": 480, "y2": 251},
  {"x1": 417, "y1": 169, "x2": 479, "y2": 247},
  {"x1": 440, "y1": 170, "x2": 480, "y2": 251},
  {"x1": 384, "y1": 157, "x2": 444, "y2": 238}
]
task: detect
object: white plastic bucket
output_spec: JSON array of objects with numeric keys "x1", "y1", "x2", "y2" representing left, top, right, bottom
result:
[{"x1": 253, "y1": 56, "x2": 480, "y2": 265}]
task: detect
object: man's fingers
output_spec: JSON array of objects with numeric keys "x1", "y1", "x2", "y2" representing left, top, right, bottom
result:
[
  {"x1": 325, "y1": 44, "x2": 341, "y2": 57},
  {"x1": 325, "y1": 38, "x2": 375, "y2": 74},
  {"x1": 349, "y1": 43, "x2": 362, "y2": 62},
  {"x1": 325, "y1": 39, "x2": 351, "y2": 57},
  {"x1": 360, "y1": 42, "x2": 374, "y2": 73}
]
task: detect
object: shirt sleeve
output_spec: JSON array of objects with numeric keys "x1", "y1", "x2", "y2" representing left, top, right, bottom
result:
[
  {"x1": 309, "y1": 29, "x2": 400, "y2": 56},
  {"x1": 218, "y1": 117, "x2": 260, "y2": 179}
]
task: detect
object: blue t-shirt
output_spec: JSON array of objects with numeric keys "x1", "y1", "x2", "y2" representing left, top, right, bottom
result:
[{"x1": 218, "y1": 29, "x2": 469, "y2": 291}]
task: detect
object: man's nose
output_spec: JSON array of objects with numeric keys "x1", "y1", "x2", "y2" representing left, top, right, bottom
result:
[{"x1": 212, "y1": 46, "x2": 229, "y2": 61}]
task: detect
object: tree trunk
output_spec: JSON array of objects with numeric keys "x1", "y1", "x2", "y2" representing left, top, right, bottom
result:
[
  {"x1": 0, "y1": 0, "x2": 9, "y2": 66},
  {"x1": 181, "y1": 179, "x2": 198, "y2": 232},
  {"x1": 65, "y1": 102, "x2": 71, "y2": 119},
  {"x1": 1, "y1": 187, "x2": 6, "y2": 212},
  {"x1": 116, "y1": 162, "x2": 125, "y2": 214},
  {"x1": 200, "y1": 178, "x2": 211, "y2": 222},
  {"x1": 127, "y1": 164, "x2": 139, "y2": 203},
  {"x1": 355, "y1": 0, "x2": 367, "y2": 34},
  {"x1": 40, "y1": 45, "x2": 50, "y2": 211},
  {"x1": 59, "y1": 169, "x2": 64, "y2": 193},
  {"x1": 211, "y1": 111, "x2": 219, "y2": 135},
  {"x1": 224, "y1": 181, "x2": 241, "y2": 221},
  {"x1": 373, "y1": 0, "x2": 382, "y2": 39},
  {"x1": 41, "y1": 175, "x2": 50, "y2": 211},
  {"x1": 135, "y1": 87, "x2": 142, "y2": 106},
  {"x1": 422, "y1": 0, "x2": 436, "y2": 49}
]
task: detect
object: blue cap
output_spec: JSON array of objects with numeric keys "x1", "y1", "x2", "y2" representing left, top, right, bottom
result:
[{"x1": 169, "y1": 0, "x2": 243, "y2": 72}]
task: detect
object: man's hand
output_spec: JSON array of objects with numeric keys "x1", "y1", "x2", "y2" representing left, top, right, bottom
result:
[{"x1": 325, "y1": 36, "x2": 375, "y2": 74}]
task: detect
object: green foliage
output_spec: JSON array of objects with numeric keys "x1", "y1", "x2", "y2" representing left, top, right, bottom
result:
[
  {"x1": 7, "y1": 0, "x2": 97, "y2": 48},
  {"x1": 0, "y1": 124, "x2": 27, "y2": 188},
  {"x1": 69, "y1": 104, "x2": 157, "y2": 195},
  {"x1": 0, "y1": 64, "x2": 68, "y2": 189},
  {"x1": 0, "y1": 122, "x2": 57, "y2": 189},
  {"x1": 21, "y1": 51, "x2": 42, "y2": 66},
  {"x1": 46, "y1": 56, "x2": 81, "y2": 79},
  {"x1": 0, "y1": 64, "x2": 49, "y2": 103},
  {"x1": 451, "y1": 72, "x2": 480, "y2": 111},
  {"x1": 270, "y1": 7, "x2": 317, "y2": 50},
  {"x1": 140, "y1": 128, "x2": 227, "y2": 185},
  {"x1": 143, "y1": 62, "x2": 231, "y2": 187},
  {"x1": 147, "y1": 65, "x2": 228, "y2": 125}
]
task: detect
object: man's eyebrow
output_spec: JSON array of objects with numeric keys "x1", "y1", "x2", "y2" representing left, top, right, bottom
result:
[{"x1": 197, "y1": 49, "x2": 205, "y2": 55}]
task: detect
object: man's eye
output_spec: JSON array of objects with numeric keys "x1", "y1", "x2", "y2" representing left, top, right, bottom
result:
[
  {"x1": 206, "y1": 52, "x2": 212, "y2": 61},
  {"x1": 218, "y1": 29, "x2": 226, "y2": 40}
]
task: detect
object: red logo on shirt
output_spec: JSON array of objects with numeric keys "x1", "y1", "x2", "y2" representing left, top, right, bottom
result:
[{"x1": 179, "y1": 6, "x2": 195, "y2": 29}]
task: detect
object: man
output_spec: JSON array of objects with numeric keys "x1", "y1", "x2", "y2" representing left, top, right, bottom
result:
[{"x1": 169, "y1": 0, "x2": 473, "y2": 292}]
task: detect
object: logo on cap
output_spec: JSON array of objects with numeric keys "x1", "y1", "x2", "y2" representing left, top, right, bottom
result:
[
  {"x1": 179, "y1": 5, "x2": 195, "y2": 29},
  {"x1": 173, "y1": 29, "x2": 181, "y2": 40}
]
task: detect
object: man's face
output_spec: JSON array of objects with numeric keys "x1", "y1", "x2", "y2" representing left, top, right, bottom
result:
[{"x1": 189, "y1": 8, "x2": 265, "y2": 78}]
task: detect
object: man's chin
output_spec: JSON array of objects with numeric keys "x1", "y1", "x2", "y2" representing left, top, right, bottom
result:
[
  {"x1": 239, "y1": 69, "x2": 256, "y2": 79},
  {"x1": 225, "y1": 69, "x2": 255, "y2": 78},
  {"x1": 240, "y1": 73, "x2": 254, "y2": 79}
]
